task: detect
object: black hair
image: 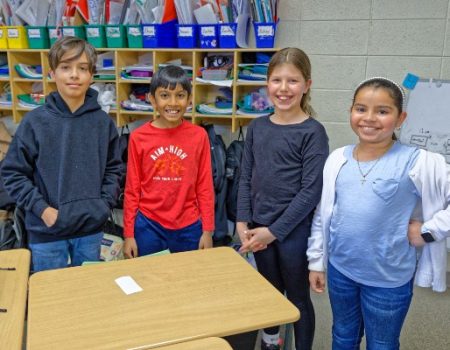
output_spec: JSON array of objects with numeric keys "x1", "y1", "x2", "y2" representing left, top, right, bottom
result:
[
  {"x1": 149, "y1": 65, "x2": 191, "y2": 96},
  {"x1": 353, "y1": 78, "x2": 405, "y2": 113}
]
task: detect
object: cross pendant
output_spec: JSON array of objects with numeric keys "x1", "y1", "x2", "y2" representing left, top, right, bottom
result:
[{"x1": 360, "y1": 177, "x2": 366, "y2": 185}]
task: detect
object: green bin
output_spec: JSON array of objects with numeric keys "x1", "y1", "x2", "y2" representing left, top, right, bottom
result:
[
  {"x1": 126, "y1": 25, "x2": 142, "y2": 48},
  {"x1": 48, "y1": 26, "x2": 60, "y2": 46},
  {"x1": 61, "y1": 26, "x2": 86, "y2": 39},
  {"x1": 26, "y1": 26, "x2": 50, "y2": 49},
  {"x1": 106, "y1": 25, "x2": 126, "y2": 48},
  {"x1": 85, "y1": 24, "x2": 106, "y2": 48}
]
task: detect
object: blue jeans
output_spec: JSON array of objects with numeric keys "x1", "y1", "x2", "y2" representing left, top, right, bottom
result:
[
  {"x1": 29, "y1": 232, "x2": 103, "y2": 272},
  {"x1": 134, "y1": 211, "x2": 202, "y2": 255},
  {"x1": 327, "y1": 262, "x2": 413, "y2": 350}
]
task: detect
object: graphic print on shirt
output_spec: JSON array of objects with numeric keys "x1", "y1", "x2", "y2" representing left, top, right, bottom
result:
[{"x1": 150, "y1": 144, "x2": 188, "y2": 182}]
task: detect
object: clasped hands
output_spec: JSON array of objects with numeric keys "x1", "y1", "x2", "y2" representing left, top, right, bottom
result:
[{"x1": 237, "y1": 222, "x2": 276, "y2": 253}]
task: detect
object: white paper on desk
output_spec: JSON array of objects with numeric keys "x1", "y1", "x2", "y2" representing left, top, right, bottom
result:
[{"x1": 115, "y1": 276, "x2": 143, "y2": 295}]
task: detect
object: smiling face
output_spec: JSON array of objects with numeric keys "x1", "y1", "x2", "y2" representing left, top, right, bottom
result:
[
  {"x1": 149, "y1": 84, "x2": 191, "y2": 128},
  {"x1": 50, "y1": 51, "x2": 93, "y2": 111},
  {"x1": 351, "y1": 86, "x2": 406, "y2": 147},
  {"x1": 267, "y1": 63, "x2": 311, "y2": 117}
]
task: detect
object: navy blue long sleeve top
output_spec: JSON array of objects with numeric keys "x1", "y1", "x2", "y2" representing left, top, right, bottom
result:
[{"x1": 237, "y1": 115, "x2": 329, "y2": 242}]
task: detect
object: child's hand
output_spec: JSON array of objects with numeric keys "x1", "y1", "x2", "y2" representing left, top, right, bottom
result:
[
  {"x1": 236, "y1": 222, "x2": 250, "y2": 244},
  {"x1": 199, "y1": 231, "x2": 213, "y2": 249},
  {"x1": 239, "y1": 227, "x2": 274, "y2": 253},
  {"x1": 41, "y1": 207, "x2": 58, "y2": 227},
  {"x1": 124, "y1": 238, "x2": 138, "y2": 258},
  {"x1": 408, "y1": 220, "x2": 426, "y2": 247},
  {"x1": 309, "y1": 271, "x2": 326, "y2": 293}
]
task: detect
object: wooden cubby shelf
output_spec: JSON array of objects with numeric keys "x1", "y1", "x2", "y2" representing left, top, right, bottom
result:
[{"x1": 0, "y1": 48, "x2": 278, "y2": 132}]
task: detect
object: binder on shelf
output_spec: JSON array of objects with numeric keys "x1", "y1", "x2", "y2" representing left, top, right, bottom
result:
[
  {"x1": 142, "y1": 20, "x2": 178, "y2": 48},
  {"x1": 61, "y1": 26, "x2": 86, "y2": 40},
  {"x1": 218, "y1": 23, "x2": 237, "y2": 48},
  {"x1": 199, "y1": 24, "x2": 218, "y2": 49},
  {"x1": 126, "y1": 25, "x2": 142, "y2": 48},
  {"x1": 86, "y1": 25, "x2": 107, "y2": 48},
  {"x1": 253, "y1": 22, "x2": 277, "y2": 48},
  {"x1": 26, "y1": 26, "x2": 50, "y2": 49},
  {"x1": 48, "y1": 27, "x2": 60, "y2": 46},
  {"x1": 106, "y1": 25, "x2": 127, "y2": 48},
  {"x1": 176, "y1": 24, "x2": 197, "y2": 49},
  {"x1": 6, "y1": 26, "x2": 28, "y2": 49},
  {"x1": 0, "y1": 27, "x2": 8, "y2": 49}
]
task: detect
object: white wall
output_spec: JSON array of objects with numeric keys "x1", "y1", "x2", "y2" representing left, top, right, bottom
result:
[{"x1": 271, "y1": 0, "x2": 450, "y2": 151}]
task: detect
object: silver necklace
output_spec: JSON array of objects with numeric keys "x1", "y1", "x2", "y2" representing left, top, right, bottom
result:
[{"x1": 355, "y1": 143, "x2": 393, "y2": 185}]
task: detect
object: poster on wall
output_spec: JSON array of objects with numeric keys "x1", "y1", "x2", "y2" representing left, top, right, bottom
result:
[{"x1": 399, "y1": 79, "x2": 450, "y2": 164}]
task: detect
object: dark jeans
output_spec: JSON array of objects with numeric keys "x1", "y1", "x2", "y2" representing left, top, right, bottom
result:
[
  {"x1": 134, "y1": 211, "x2": 202, "y2": 255},
  {"x1": 252, "y1": 222, "x2": 315, "y2": 350},
  {"x1": 327, "y1": 262, "x2": 413, "y2": 350}
]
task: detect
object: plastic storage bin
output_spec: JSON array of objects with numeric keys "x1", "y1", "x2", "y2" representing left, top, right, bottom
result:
[
  {"x1": 142, "y1": 20, "x2": 177, "y2": 48},
  {"x1": 85, "y1": 25, "x2": 106, "y2": 48},
  {"x1": 61, "y1": 26, "x2": 86, "y2": 39},
  {"x1": 199, "y1": 24, "x2": 217, "y2": 49},
  {"x1": 106, "y1": 25, "x2": 127, "y2": 48},
  {"x1": 253, "y1": 22, "x2": 277, "y2": 48},
  {"x1": 6, "y1": 26, "x2": 28, "y2": 49},
  {"x1": 126, "y1": 25, "x2": 142, "y2": 48},
  {"x1": 218, "y1": 23, "x2": 237, "y2": 48},
  {"x1": 48, "y1": 26, "x2": 60, "y2": 46},
  {"x1": 26, "y1": 26, "x2": 50, "y2": 49},
  {"x1": 176, "y1": 24, "x2": 197, "y2": 48},
  {"x1": 0, "y1": 27, "x2": 8, "y2": 48}
]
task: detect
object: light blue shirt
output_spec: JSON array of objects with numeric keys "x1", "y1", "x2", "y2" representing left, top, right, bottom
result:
[{"x1": 329, "y1": 142, "x2": 420, "y2": 287}]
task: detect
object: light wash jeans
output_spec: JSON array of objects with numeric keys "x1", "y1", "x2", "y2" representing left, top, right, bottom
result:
[
  {"x1": 29, "y1": 232, "x2": 103, "y2": 272},
  {"x1": 327, "y1": 262, "x2": 413, "y2": 350}
]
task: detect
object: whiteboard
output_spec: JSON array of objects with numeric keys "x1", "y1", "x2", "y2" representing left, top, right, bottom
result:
[{"x1": 399, "y1": 79, "x2": 450, "y2": 163}]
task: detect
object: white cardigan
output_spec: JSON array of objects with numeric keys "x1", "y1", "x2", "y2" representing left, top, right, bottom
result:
[{"x1": 307, "y1": 147, "x2": 450, "y2": 292}]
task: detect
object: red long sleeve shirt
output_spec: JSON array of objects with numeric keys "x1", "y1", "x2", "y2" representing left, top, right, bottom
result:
[{"x1": 123, "y1": 120, "x2": 215, "y2": 238}]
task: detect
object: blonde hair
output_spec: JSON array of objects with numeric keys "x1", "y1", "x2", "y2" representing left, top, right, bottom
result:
[{"x1": 267, "y1": 47, "x2": 314, "y2": 116}]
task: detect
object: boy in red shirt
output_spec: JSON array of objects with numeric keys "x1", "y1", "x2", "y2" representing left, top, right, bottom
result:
[{"x1": 123, "y1": 65, "x2": 214, "y2": 257}]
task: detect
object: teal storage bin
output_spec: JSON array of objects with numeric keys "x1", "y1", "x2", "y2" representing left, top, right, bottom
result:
[
  {"x1": 26, "y1": 26, "x2": 50, "y2": 49},
  {"x1": 106, "y1": 25, "x2": 127, "y2": 48},
  {"x1": 61, "y1": 26, "x2": 86, "y2": 39},
  {"x1": 126, "y1": 25, "x2": 142, "y2": 48},
  {"x1": 48, "y1": 26, "x2": 60, "y2": 46},
  {"x1": 85, "y1": 25, "x2": 106, "y2": 48}
]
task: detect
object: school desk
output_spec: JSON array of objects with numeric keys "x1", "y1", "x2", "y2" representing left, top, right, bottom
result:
[
  {"x1": 27, "y1": 247, "x2": 299, "y2": 350},
  {"x1": 0, "y1": 248, "x2": 30, "y2": 350}
]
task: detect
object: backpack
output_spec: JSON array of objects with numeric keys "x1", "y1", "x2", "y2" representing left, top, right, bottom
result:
[
  {"x1": 202, "y1": 124, "x2": 230, "y2": 244},
  {"x1": 225, "y1": 128, "x2": 245, "y2": 223},
  {"x1": 116, "y1": 125, "x2": 130, "y2": 209},
  {"x1": 0, "y1": 207, "x2": 26, "y2": 251}
]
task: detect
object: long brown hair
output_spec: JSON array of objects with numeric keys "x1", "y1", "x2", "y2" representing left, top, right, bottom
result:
[{"x1": 267, "y1": 47, "x2": 314, "y2": 116}]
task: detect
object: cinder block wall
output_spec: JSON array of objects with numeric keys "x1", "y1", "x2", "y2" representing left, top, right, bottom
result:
[{"x1": 276, "y1": 0, "x2": 450, "y2": 150}]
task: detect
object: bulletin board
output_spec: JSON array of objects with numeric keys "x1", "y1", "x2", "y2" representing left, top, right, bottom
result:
[{"x1": 399, "y1": 79, "x2": 450, "y2": 163}]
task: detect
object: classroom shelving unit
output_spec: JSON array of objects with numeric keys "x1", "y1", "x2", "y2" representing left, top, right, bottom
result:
[{"x1": 0, "y1": 47, "x2": 278, "y2": 132}]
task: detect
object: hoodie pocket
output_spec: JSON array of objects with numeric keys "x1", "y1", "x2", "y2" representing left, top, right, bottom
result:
[
  {"x1": 26, "y1": 198, "x2": 110, "y2": 237},
  {"x1": 53, "y1": 198, "x2": 110, "y2": 234}
]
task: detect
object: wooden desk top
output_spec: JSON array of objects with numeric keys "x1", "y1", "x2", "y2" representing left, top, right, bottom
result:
[
  {"x1": 154, "y1": 337, "x2": 231, "y2": 350},
  {"x1": 0, "y1": 249, "x2": 30, "y2": 350},
  {"x1": 28, "y1": 247, "x2": 299, "y2": 350}
]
